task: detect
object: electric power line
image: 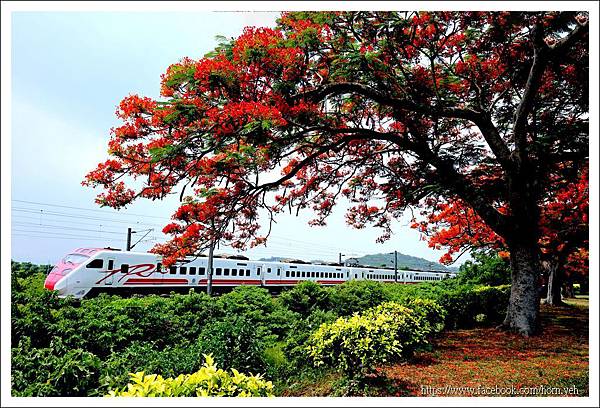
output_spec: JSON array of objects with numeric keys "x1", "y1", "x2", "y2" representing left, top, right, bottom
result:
[{"x1": 12, "y1": 199, "x2": 172, "y2": 220}]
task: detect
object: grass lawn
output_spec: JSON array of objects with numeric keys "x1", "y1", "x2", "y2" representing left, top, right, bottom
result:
[{"x1": 283, "y1": 297, "x2": 589, "y2": 397}]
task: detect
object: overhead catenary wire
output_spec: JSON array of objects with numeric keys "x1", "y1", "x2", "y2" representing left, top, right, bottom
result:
[
  {"x1": 12, "y1": 199, "x2": 173, "y2": 220},
  {"x1": 12, "y1": 221, "x2": 129, "y2": 236},
  {"x1": 12, "y1": 233, "x2": 156, "y2": 244},
  {"x1": 11, "y1": 198, "x2": 383, "y2": 259}
]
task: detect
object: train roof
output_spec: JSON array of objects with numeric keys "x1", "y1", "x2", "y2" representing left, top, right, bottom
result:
[{"x1": 83, "y1": 250, "x2": 456, "y2": 274}]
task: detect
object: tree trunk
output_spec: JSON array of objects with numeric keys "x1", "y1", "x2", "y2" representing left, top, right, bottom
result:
[
  {"x1": 501, "y1": 243, "x2": 541, "y2": 336},
  {"x1": 545, "y1": 261, "x2": 563, "y2": 305},
  {"x1": 562, "y1": 281, "x2": 575, "y2": 298}
]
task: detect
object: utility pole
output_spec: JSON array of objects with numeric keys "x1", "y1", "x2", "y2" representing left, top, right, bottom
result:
[
  {"x1": 207, "y1": 240, "x2": 214, "y2": 296},
  {"x1": 126, "y1": 227, "x2": 132, "y2": 251},
  {"x1": 339, "y1": 253, "x2": 345, "y2": 265},
  {"x1": 394, "y1": 250, "x2": 398, "y2": 283},
  {"x1": 126, "y1": 227, "x2": 153, "y2": 251}
]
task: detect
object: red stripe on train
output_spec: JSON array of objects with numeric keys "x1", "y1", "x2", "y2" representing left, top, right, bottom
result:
[{"x1": 124, "y1": 278, "x2": 188, "y2": 285}]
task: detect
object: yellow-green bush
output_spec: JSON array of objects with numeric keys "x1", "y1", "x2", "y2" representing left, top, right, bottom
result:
[
  {"x1": 107, "y1": 355, "x2": 273, "y2": 397},
  {"x1": 305, "y1": 301, "x2": 438, "y2": 378}
]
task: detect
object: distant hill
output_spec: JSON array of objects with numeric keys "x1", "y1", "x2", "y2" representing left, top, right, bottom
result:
[
  {"x1": 258, "y1": 256, "x2": 286, "y2": 262},
  {"x1": 258, "y1": 253, "x2": 458, "y2": 272},
  {"x1": 353, "y1": 252, "x2": 457, "y2": 272}
]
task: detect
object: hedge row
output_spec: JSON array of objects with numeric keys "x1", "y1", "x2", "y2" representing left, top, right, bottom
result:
[{"x1": 11, "y1": 262, "x2": 510, "y2": 396}]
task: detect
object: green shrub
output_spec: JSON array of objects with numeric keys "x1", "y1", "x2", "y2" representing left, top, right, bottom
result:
[
  {"x1": 217, "y1": 286, "x2": 275, "y2": 316},
  {"x1": 107, "y1": 355, "x2": 274, "y2": 397},
  {"x1": 384, "y1": 280, "x2": 510, "y2": 329},
  {"x1": 457, "y1": 251, "x2": 511, "y2": 286},
  {"x1": 262, "y1": 342, "x2": 292, "y2": 380},
  {"x1": 198, "y1": 315, "x2": 271, "y2": 373},
  {"x1": 11, "y1": 337, "x2": 101, "y2": 397},
  {"x1": 400, "y1": 298, "x2": 446, "y2": 334},
  {"x1": 97, "y1": 341, "x2": 206, "y2": 395},
  {"x1": 283, "y1": 308, "x2": 339, "y2": 369},
  {"x1": 329, "y1": 280, "x2": 387, "y2": 316},
  {"x1": 306, "y1": 301, "x2": 438, "y2": 378},
  {"x1": 437, "y1": 284, "x2": 511, "y2": 329},
  {"x1": 279, "y1": 281, "x2": 331, "y2": 316}
]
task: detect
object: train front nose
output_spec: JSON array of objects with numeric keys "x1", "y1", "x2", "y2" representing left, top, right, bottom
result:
[{"x1": 44, "y1": 267, "x2": 71, "y2": 296}]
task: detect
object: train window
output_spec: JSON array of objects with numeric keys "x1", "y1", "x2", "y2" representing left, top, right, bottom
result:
[
  {"x1": 108, "y1": 260, "x2": 114, "y2": 270},
  {"x1": 216, "y1": 268, "x2": 222, "y2": 276},
  {"x1": 121, "y1": 264, "x2": 129, "y2": 274},
  {"x1": 257, "y1": 267, "x2": 261, "y2": 276},
  {"x1": 267, "y1": 268, "x2": 271, "y2": 273},
  {"x1": 189, "y1": 267, "x2": 196, "y2": 275},
  {"x1": 180, "y1": 267, "x2": 187, "y2": 275},
  {"x1": 224, "y1": 268, "x2": 230, "y2": 276},
  {"x1": 86, "y1": 259, "x2": 103, "y2": 269},
  {"x1": 303, "y1": 271, "x2": 307, "y2": 278},
  {"x1": 199, "y1": 267, "x2": 205, "y2": 275},
  {"x1": 156, "y1": 262, "x2": 162, "y2": 272},
  {"x1": 285, "y1": 270, "x2": 289, "y2": 277},
  {"x1": 232, "y1": 269, "x2": 237, "y2": 276},
  {"x1": 170, "y1": 266, "x2": 177, "y2": 275},
  {"x1": 277, "y1": 268, "x2": 281, "y2": 276},
  {"x1": 246, "y1": 269, "x2": 251, "y2": 276}
]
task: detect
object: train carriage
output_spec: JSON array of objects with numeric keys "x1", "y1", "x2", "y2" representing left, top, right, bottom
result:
[{"x1": 44, "y1": 247, "x2": 457, "y2": 299}]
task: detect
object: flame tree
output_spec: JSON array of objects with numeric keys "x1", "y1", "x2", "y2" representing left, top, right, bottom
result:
[
  {"x1": 415, "y1": 166, "x2": 588, "y2": 305},
  {"x1": 85, "y1": 12, "x2": 589, "y2": 336}
]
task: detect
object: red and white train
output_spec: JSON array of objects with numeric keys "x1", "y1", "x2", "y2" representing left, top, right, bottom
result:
[{"x1": 44, "y1": 247, "x2": 457, "y2": 299}]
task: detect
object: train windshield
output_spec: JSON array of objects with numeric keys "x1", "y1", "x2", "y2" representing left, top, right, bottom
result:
[{"x1": 61, "y1": 253, "x2": 89, "y2": 265}]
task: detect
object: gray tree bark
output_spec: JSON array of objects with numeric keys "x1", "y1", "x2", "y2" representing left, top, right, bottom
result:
[
  {"x1": 502, "y1": 243, "x2": 541, "y2": 336},
  {"x1": 545, "y1": 261, "x2": 563, "y2": 305}
]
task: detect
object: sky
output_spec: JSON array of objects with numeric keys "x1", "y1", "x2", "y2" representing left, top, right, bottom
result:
[{"x1": 9, "y1": 10, "x2": 465, "y2": 267}]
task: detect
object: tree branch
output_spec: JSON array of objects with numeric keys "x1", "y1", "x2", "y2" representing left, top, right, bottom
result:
[
  {"x1": 549, "y1": 19, "x2": 589, "y2": 55},
  {"x1": 512, "y1": 21, "x2": 548, "y2": 166},
  {"x1": 297, "y1": 81, "x2": 515, "y2": 171}
]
